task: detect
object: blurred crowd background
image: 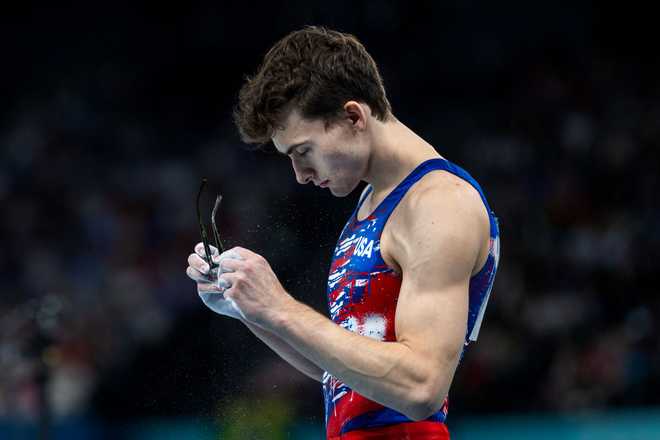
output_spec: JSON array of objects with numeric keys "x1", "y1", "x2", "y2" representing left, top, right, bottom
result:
[{"x1": 1, "y1": 1, "x2": 658, "y2": 438}]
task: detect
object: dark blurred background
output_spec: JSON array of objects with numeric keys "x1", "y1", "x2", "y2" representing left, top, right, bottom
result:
[{"x1": 1, "y1": 1, "x2": 658, "y2": 439}]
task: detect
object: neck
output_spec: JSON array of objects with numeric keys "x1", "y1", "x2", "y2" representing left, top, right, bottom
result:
[{"x1": 363, "y1": 115, "x2": 441, "y2": 197}]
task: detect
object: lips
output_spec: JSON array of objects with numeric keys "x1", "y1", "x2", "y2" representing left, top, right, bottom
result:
[{"x1": 319, "y1": 180, "x2": 330, "y2": 188}]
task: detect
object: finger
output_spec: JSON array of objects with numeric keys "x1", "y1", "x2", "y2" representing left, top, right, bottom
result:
[
  {"x1": 218, "y1": 271, "x2": 236, "y2": 282},
  {"x1": 195, "y1": 242, "x2": 219, "y2": 258},
  {"x1": 229, "y1": 246, "x2": 250, "y2": 259},
  {"x1": 197, "y1": 281, "x2": 225, "y2": 294},
  {"x1": 186, "y1": 266, "x2": 212, "y2": 282},
  {"x1": 188, "y1": 253, "x2": 210, "y2": 275},
  {"x1": 218, "y1": 278, "x2": 231, "y2": 292},
  {"x1": 218, "y1": 257, "x2": 243, "y2": 273},
  {"x1": 218, "y1": 272, "x2": 239, "y2": 290}
]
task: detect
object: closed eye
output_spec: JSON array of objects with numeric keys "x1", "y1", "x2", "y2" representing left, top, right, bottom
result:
[{"x1": 297, "y1": 149, "x2": 309, "y2": 157}]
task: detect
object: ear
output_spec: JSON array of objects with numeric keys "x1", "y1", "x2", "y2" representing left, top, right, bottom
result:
[{"x1": 343, "y1": 101, "x2": 368, "y2": 130}]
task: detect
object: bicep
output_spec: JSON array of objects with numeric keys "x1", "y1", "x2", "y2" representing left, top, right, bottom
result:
[
  {"x1": 393, "y1": 247, "x2": 474, "y2": 401},
  {"x1": 394, "y1": 259, "x2": 469, "y2": 373}
]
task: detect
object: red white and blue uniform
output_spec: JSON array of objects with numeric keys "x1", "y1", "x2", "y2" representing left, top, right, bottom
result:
[{"x1": 323, "y1": 158, "x2": 500, "y2": 439}]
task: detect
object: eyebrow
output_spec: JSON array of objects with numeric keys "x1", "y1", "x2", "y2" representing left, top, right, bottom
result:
[{"x1": 280, "y1": 141, "x2": 309, "y2": 156}]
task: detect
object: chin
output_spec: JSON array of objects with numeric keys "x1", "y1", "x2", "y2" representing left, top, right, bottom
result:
[
  {"x1": 332, "y1": 190, "x2": 350, "y2": 197},
  {"x1": 329, "y1": 182, "x2": 355, "y2": 197}
]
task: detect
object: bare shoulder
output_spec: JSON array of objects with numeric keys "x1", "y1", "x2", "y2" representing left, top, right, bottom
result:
[
  {"x1": 399, "y1": 171, "x2": 487, "y2": 225},
  {"x1": 381, "y1": 170, "x2": 490, "y2": 276}
]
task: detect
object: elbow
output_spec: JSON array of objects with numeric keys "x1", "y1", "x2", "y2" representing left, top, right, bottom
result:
[
  {"x1": 399, "y1": 347, "x2": 460, "y2": 421},
  {"x1": 403, "y1": 385, "x2": 447, "y2": 422}
]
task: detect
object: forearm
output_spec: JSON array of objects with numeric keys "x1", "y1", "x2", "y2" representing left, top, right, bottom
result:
[
  {"x1": 241, "y1": 319, "x2": 324, "y2": 382},
  {"x1": 270, "y1": 300, "x2": 450, "y2": 420}
]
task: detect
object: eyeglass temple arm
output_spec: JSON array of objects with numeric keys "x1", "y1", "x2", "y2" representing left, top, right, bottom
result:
[
  {"x1": 211, "y1": 195, "x2": 225, "y2": 254},
  {"x1": 197, "y1": 179, "x2": 216, "y2": 268}
]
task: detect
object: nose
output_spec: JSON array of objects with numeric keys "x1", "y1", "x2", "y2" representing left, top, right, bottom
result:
[{"x1": 291, "y1": 159, "x2": 315, "y2": 185}]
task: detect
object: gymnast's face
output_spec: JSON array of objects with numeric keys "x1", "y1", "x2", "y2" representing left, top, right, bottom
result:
[{"x1": 272, "y1": 102, "x2": 370, "y2": 197}]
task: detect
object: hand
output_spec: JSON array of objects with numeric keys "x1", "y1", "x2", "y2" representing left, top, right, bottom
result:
[
  {"x1": 214, "y1": 246, "x2": 296, "y2": 330},
  {"x1": 186, "y1": 242, "x2": 244, "y2": 319}
]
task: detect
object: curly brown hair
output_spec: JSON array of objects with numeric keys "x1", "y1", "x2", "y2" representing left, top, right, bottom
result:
[{"x1": 233, "y1": 26, "x2": 392, "y2": 145}]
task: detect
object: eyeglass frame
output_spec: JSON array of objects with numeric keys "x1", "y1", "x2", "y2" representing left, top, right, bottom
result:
[{"x1": 196, "y1": 178, "x2": 224, "y2": 270}]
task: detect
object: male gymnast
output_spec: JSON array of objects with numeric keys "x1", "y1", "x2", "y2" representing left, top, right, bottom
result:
[{"x1": 186, "y1": 26, "x2": 500, "y2": 439}]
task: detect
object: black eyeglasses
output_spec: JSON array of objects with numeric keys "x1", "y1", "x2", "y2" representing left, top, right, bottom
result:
[{"x1": 196, "y1": 178, "x2": 224, "y2": 269}]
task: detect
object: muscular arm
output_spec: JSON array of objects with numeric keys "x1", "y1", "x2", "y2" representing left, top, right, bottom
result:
[
  {"x1": 240, "y1": 319, "x2": 324, "y2": 382},
  {"x1": 269, "y1": 176, "x2": 488, "y2": 420}
]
